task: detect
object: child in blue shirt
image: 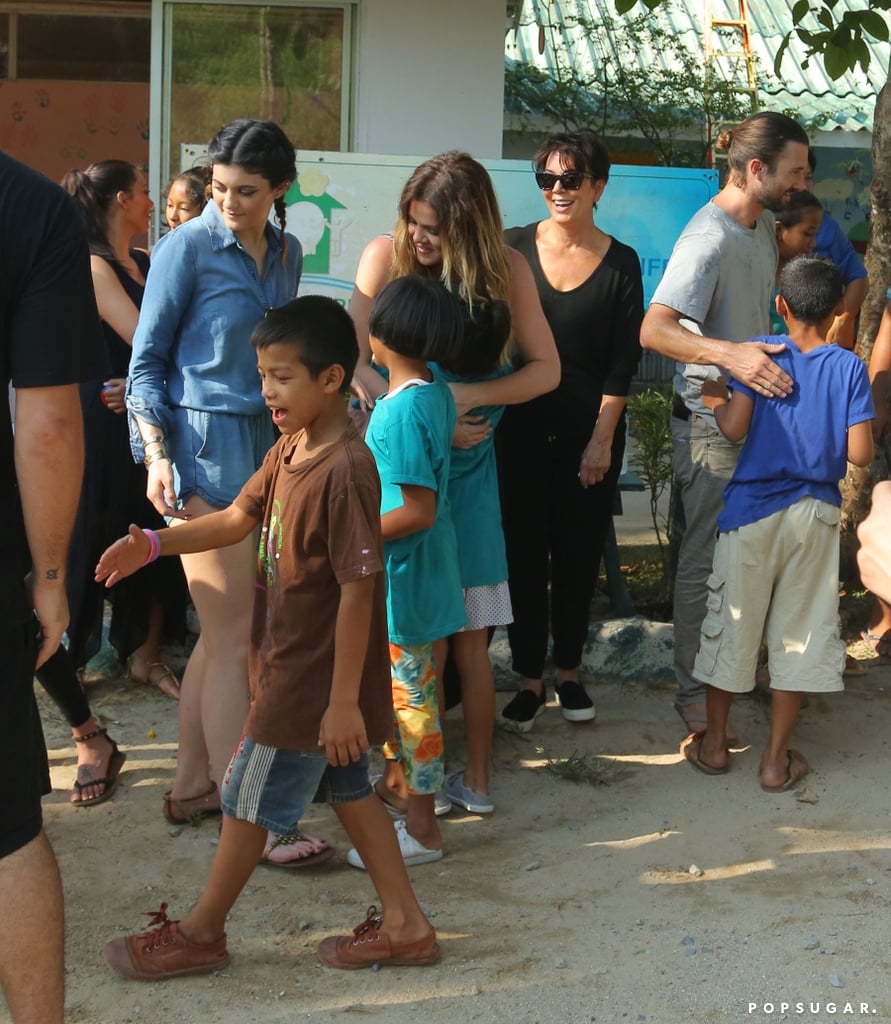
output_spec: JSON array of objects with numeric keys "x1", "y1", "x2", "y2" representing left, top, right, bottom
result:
[
  {"x1": 352, "y1": 275, "x2": 467, "y2": 869},
  {"x1": 688, "y1": 254, "x2": 874, "y2": 791}
]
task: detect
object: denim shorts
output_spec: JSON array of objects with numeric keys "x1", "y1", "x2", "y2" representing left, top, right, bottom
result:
[
  {"x1": 220, "y1": 735, "x2": 373, "y2": 835},
  {"x1": 169, "y1": 406, "x2": 275, "y2": 510}
]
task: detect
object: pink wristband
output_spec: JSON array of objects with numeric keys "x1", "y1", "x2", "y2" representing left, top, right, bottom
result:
[{"x1": 142, "y1": 528, "x2": 161, "y2": 565}]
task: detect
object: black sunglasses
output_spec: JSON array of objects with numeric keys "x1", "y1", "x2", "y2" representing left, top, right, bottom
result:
[{"x1": 534, "y1": 169, "x2": 594, "y2": 191}]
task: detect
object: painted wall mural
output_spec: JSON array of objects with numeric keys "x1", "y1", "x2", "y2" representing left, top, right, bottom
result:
[{"x1": 0, "y1": 80, "x2": 149, "y2": 182}]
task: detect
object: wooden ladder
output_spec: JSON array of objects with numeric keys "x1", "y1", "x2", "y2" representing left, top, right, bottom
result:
[{"x1": 705, "y1": 0, "x2": 759, "y2": 167}]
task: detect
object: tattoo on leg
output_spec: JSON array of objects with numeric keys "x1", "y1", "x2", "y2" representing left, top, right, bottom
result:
[{"x1": 45, "y1": 567, "x2": 60, "y2": 580}]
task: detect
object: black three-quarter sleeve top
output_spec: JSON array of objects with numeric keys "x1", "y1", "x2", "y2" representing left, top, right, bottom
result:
[{"x1": 502, "y1": 222, "x2": 643, "y2": 440}]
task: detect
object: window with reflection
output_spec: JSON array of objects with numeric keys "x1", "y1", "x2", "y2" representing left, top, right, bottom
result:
[{"x1": 166, "y1": 4, "x2": 345, "y2": 181}]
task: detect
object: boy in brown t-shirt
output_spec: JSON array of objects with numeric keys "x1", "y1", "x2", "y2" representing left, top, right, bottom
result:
[{"x1": 96, "y1": 296, "x2": 439, "y2": 978}]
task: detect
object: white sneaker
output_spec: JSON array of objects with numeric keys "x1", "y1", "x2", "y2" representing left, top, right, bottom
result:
[{"x1": 347, "y1": 820, "x2": 444, "y2": 870}]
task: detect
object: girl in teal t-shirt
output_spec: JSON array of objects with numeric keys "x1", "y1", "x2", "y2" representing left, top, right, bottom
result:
[{"x1": 359, "y1": 276, "x2": 466, "y2": 869}]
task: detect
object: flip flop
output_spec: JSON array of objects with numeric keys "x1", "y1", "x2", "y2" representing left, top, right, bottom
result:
[
  {"x1": 162, "y1": 783, "x2": 221, "y2": 826},
  {"x1": 760, "y1": 749, "x2": 809, "y2": 793},
  {"x1": 260, "y1": 832, "x2": 336, "y2": 869},
  {"x1": 680, "y1": 732, "x2": 729, "y2": 776},
  {"x1": 71, "y1": 730, "x2": 127, "y2": 807},
  {"x1": 674, "y1": 701, "x2": 739, "y2": 745}
]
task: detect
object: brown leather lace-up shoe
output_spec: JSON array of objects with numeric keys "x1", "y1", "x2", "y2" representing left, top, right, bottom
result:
[
  {"x1": 318, "y1": 905, "x2": 440, "y2": 970},
  {"x1": 104, "y1": 903, "x2": 229, "y2": 980}
]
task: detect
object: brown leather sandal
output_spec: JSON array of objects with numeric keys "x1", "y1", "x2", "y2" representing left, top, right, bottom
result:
[
  {"x1": 162, "y1": 783, "x2": 221, "y2": 826},
  {"x1": 128, "y1": 658, "x2": 181, "y2": 700},
  {"x1": 71, "y1": 728, "x2": 127, "y2": 807}
]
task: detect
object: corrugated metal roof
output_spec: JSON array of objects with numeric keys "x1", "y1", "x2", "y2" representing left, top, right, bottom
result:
[{"x1": 506, "y1": 0, "x2": 887, "y2": 132}]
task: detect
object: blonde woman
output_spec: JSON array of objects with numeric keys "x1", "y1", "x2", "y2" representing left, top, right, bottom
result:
[{"x1": 350, "y1": 152, "x2": 559, "y2": 815}]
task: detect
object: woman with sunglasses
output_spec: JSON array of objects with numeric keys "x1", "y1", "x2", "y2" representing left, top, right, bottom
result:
[
  {"x1": 349, "y1": 151, "x2": 559, "y2": 824},
  {"x1": 497, "y1": 130, "x2": 643, "y2": 732}
]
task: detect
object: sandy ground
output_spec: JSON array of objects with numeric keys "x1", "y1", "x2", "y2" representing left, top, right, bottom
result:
[{"x1": 11, "y1": 637, "x2": 891, "y2": 1024}]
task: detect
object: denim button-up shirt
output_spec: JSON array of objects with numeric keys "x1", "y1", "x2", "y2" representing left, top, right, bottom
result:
[{"x1": 126, "y1": 199, "x2": 302, "y2": 457}]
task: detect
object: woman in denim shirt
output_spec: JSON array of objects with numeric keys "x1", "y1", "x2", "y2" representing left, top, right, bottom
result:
[{"x1": 126, "y1": 119, "x2": 303, "y2": 836}]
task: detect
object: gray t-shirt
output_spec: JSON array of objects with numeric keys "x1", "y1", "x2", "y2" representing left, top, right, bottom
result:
[{"x1": 651, "y1": 201, "x2": 777, "y2": 423}]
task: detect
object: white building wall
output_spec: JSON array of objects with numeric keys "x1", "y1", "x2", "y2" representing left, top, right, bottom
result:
[{"x1": 354, "y1": 0, "x2": 507, "y2": 158}]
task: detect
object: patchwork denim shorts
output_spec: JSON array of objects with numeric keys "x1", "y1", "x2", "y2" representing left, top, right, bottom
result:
[{"x1": 220, "y1": 735, "x2": 372, "y2": 835}]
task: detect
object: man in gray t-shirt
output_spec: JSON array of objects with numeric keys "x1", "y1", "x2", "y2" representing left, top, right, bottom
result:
[
  {"x1": 657, "y1": 203, "x2": 776, "y2": 423},
  {"x1": 640, "y1": 111, "x2": 809, "y2": 739}
]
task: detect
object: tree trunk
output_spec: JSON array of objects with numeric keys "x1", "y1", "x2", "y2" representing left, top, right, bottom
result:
[
  {"x1": 857, "y1": 72, "x2": 891, "y2": 366},
  {"x1": 840, "y1": 71, "x2": 891, "y2": 584}
]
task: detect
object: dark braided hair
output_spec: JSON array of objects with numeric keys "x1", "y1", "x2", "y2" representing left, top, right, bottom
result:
[
  {"x1": 60, "y1": 160, "x2": 139, "y2": 264},
  {"x1": 169, "y1": 164, "x2": 211, "y2": 210},
  {"x1": 207, "y1": 119, "x2": 296, "y2": 263}
]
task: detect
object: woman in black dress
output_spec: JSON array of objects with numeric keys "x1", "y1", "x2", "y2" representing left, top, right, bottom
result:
[{"x1": 35, "y1": 161, "x2": 187, "y2": 805}]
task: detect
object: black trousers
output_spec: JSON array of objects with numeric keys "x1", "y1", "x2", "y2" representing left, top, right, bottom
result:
[
  {"x1": 498, "y1": 424, "x2": 624, "y2": 680},
  {"x1": 34, "y1": 643, "x2": 92, "y2": 729},
  {"x1": 1, "y1": 587, "x2": 49, "y2": 858}
]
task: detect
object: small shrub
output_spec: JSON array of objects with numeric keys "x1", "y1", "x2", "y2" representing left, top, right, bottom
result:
[{"x1": 626, "y1": 389, "x2": 673, "y2": 582}]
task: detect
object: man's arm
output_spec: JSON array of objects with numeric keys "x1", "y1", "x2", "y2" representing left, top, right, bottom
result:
[
  {"x1": 641, "y1": 304, "x2": 793, "y2": 398},
  {"x1": 318, "y1": 575, "x2": 376, "y2": 766},
  {"x1": 15, "y1": 383, "x2": 84, "y2": 667}
]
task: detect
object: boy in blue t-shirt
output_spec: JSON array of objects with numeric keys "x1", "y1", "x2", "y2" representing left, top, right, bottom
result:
[
  {"x1": 686, "y1": 254, "x2": 874, "y2": 792},
  {"x1": 354, "y1": 275, "x2": 467, "y2": 869}
]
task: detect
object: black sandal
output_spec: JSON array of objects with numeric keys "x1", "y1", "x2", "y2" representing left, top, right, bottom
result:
[{"x1": 70, "y1": 728, "x2": 127, "y2": 807}]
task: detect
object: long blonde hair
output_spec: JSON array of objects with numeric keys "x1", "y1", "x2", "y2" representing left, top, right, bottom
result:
[{"x1": 391, "y1": 152, "x2": 512, "y2": 311}]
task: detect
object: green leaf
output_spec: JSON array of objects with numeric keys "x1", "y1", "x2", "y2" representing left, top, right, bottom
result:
[
  {"x1": 830, "y1": 23, "x2": 853, "y2": 49},
  {"x1": 614, "y1": 0, "x2": 639, "y2": 13},
  {"x1": 791, "y1": 0, "x2": 811, "y2": 25},
  {"x1": 773, "y1": 32, "x2": 793, "y2": 77},
  {"x1": 823, "y1": 41, "x2": 850, "y2": 79},
  {"x1": 817, "y1": 6, "x2": 836, "y2": 30},
  {"x1": 860, "y1": 9, "x2": 890, "y2": 41},
  {"x1": 857, "y1": 38, "x2": 871, "y2": 73}
]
